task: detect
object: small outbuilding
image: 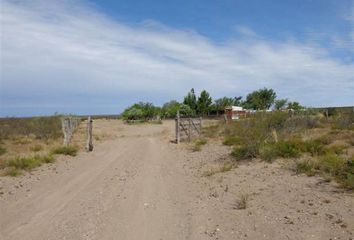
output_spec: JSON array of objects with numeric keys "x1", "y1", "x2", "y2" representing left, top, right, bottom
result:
[{"x1": 224, "y1": 106, "x2": 247, "y2": 121}]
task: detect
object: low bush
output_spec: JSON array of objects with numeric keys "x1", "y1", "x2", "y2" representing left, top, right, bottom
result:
[
  {"x1": 51, "y1": 145, "x2": 78, "y2": 156},
  {"x1": 231, "y1": 145, "x2": 257, "y2": 159},
  {"x1": 295, "y1": 159, "x2": 318, "y2": 176},
  {"x1": 7, "y1": 154, "x2": 55, "y2": 171},
  {"x1": 259, "y1": 144, "x2": 278, "y2": 162},
  {"x1": 275, "y1": 140, "x2": 302, "y2": 158},
  {"x1": 303, "y1": 139, "x2": 325, "y2": 156},
  {"x1": 294, "y1": 153, "x2": 354, "y2": 190},
  {"x1": 325, "y1": 144, "x2": 347, "y2": 155},
  {"x1": 319, "y1": 153, "x2": 346, "y2": 177}
]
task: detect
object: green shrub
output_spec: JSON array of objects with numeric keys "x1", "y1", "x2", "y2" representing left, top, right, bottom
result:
[
  {"x1": 319, "y1": 153, "x2": 346, "y2": 176},
  {"x1": 295, "y1": 159, "x2": 318, "y2": 176},
  {"x1": 7, "y1": 154, "x2": 55, "y2": 171},
  {"x1": 340, "y1": 158, "x2": 354, "y2": 189},
  {"x1": 259, "y1": 144, "x2": 278, "y2": 162},
  {"x1": 192, "y1": 138, "x2": 207, "y2": 152},
  {"x1": 318, "y1": 153, "x2": 354, "y2": 189},
  {"x1": 51, "y1": 146, "x2": 78, "y2": 156},
  {"x1": 325, "y1": 144, "x2": 347, "y2": 155},
  {"x1": 275, "y1": 140, "x2": 301, "y2": 158},
  {"x1": 303, "y1": 139, "x2": 325, "y2": 156},
  {"x1": 231, "y1": 145, "x2": 257, "y2": 159}
]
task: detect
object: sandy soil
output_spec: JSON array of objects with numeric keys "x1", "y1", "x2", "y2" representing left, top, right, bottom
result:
[{"x1": 0, "y1": 120, "x2": 353, "y2": 240}]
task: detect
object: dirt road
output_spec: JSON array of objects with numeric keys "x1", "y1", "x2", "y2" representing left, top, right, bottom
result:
[
  {"x1": 1, "y1": 120, "x2": 353, "y2": 240},
  {"x1": 0, "y1": 121, "x2": 201, "y2": 239}
]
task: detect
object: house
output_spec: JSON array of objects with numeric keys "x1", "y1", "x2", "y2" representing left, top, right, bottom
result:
[{"x1": 224, "y1": 106, "x2": 247, "y2": 121}]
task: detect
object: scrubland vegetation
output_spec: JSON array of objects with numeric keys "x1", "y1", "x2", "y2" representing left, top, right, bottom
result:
[
  {"x1": 203, "y1": 109, "x2": 354, "y2": 190},
  {"x1": 0, "y1": 115, "x2": 81, "y2": 176}
]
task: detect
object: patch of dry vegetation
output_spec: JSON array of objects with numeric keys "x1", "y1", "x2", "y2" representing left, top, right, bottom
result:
[
  {"x1": 2, "y1": 154, "x2": 55, "y2": 176},
  {"x1": 192, "y1": 138, "x2": 208, "y2": 152},
  {"x1": 0, "y1": 116, "x2": 83, "y2": 176},
  {"x1": 51, "y1": 145, "x2": 78, "y2": 156},
  {"x1": 204, "y1": 110, "x2": 354, "y2": 190},
  {"x1": 202, "y1": 162, "x2": 234, "y2": 177}
]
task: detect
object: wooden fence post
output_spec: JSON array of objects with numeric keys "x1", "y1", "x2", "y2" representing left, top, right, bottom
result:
[
  {"x1": 188, "y1": 117, "x2": 191, "y2": 142},
  {"x1": 176, "y1": 110, "x2": 180, "y2": 144},
  {"x1": 86, "y1": 116, "x2": 93, "y2": 152},
  {"x1": 62, "y1": 118, "x2": 70, "y2": 146},
  {"x1": 199, "y1": 117, "x2": 202, "y2": 135}
]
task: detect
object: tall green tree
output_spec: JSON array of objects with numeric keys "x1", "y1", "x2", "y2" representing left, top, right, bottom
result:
[
  {"x1": 287, "y1": 101, "x2": 304, "y2": 111},
  {"x1": 214, "y1": 96, "x2": 243, "y2": 115},
  {"x1": 243, "y1": 88, "x2": 276, "y2": 110},
  {"x1": 121, "y1": 102, "x2": 160, "y2": 120},
  {"x1": 161, "y1": 100, "x2": 180, "y2": 118},
  {"x1": 197, "y1": 90, "x2": 212, "y2": 115},
  {"x1": 183, "y1": 88, "x2": 197, "y2": 112},
  {"x1": 274, "y1": 98, "x2": 288, "y2": 110}
]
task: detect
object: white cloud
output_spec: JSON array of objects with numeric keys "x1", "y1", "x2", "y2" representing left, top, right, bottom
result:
[{"x1": 0, "y1": 0, "x2": 353, "y2": 116}]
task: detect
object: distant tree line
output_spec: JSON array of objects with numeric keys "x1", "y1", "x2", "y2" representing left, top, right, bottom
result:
[{"x1": 121, "y1": 88, "x2": 304, "y2": 120}]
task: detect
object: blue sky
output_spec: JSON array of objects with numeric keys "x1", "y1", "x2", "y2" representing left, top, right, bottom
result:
[{"x1": 0, "y1": 0, "x2": 353, "y2": 116}]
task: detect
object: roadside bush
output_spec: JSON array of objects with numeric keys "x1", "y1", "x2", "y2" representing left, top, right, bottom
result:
[
  {"x1": 192, "y1": 138, "x2": 207, "y2": 152},
  {"x1": 303, "y1": 139, "x2": 325, "y2": 156},
  {"x1": 7, "y1": 154, "x2": 55, "y2": 171},
  {"x1": 319, "y1": 153, "x2": 346, "y2": 176},
  {"x1": 51, "y1": 145, "x2": 78, "y2": 156},
  {"x1": 325, "y1": 144, "x2": 348, "y2": 155},
  {"x1": 231, "y1": 145, "x2": 257, "y2": 159},
  {"x1": 259, "y1": 144, "x2": 278, "y2": 162},
  {"x1": 275, "y1": 140, "x2": 302, "y2": 158},
  {"x1": 295, "y1": 159, "x2": 318, "y2": 176}
]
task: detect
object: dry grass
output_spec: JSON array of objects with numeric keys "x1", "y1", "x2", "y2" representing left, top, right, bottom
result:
[
  {"x1": 192, "y1": 138, "x2": 208, "y2": 152},
  {"x1": 51, "y1": 146, "x2": 78, "y2": 156},
  {"x1": 202, "y1": 162, "x2": 234, "y2": 177},
  {"x1": 0, "y1": 116, "x2": 63, "y2": 140},
  {"x1": 30, "y1": 144, "x2": 43, "y2": 152},
  {"x1": 234, "y1": 192, "x2": 249, "y2": 210},
  {"x1": 207, "y1": 111, "x2": 354, "y2": 189},
  {"x1": 1, "y1": 154, "x2": 55, "y2": 176}
]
